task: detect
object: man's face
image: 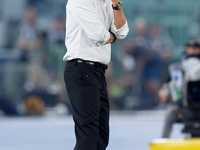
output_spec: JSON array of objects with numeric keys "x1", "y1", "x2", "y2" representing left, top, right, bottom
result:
[{"x1": 186, "y1": 46, "x2": 200, "y2": 55}]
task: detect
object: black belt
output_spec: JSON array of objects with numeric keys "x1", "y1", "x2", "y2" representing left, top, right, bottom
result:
[{"x1": 68, "y1": 59, "x2": 108, "y2": 70}]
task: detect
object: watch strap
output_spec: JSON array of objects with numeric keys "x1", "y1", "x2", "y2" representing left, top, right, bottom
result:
[{"x1": 112, "y1": 2, "x2": 123, "y2": 10}]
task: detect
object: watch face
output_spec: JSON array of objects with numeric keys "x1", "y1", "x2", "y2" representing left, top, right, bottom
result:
[{"x1": 118, "y1": 2, "x2": 123, "y2": 9}]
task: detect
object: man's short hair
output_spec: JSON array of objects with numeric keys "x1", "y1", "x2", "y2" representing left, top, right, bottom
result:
[{"x1": 185, "y1": 40, "x2": 200, "y2": 49}]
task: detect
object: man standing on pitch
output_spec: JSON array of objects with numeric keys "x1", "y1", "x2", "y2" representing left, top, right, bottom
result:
[{"x1": 63, "y1": 0, "x2": 129, "y2": 149}]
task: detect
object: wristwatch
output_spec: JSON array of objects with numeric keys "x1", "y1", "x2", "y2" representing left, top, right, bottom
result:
[{"x1": 112, "y1": 1, "x2": 123, "y2": 10}]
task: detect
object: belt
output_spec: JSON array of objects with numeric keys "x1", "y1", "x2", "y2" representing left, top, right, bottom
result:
[{"x1": 68, "y1": 59, "x2": 108, "y2": 70}]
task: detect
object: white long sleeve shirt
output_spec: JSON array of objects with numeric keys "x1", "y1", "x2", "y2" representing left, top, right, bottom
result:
[{"x1": 63, "y1": 0, "x2": 129, "y2": 64}]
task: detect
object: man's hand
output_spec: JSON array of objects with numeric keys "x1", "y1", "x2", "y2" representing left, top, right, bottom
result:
[
  {"x1": 158, "y1": 83, "x2": 169, "y2": 103},
  {"x1": 112, "y1": 0, "x2": 120, "y2": 7},
  {"x1": 106, "y1": 32, "x2": 116, "y2": 44}
]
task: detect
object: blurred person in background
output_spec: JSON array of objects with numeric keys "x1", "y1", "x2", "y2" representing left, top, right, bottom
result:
[
  {"x1": 47, "y1": 16, "x2": 66, "y2": 45},
  {"x1": 63, "y1": 0, "x2": 129, "y2": 149},
  {"x1": 16, "y1": 7, "x2": 50, "y2": 90},
  {"x1": 8, "y1": 5, "x2": 69, "y2": 116},
  {"x1": 2, "y1": 7, "x2": 43, "y2": 103},
  {"x1": 121, "y1": 18, "x2": 149, "y2": 82},
  {"x1": 119, "y1": 18, "x2": 150, "y2": 109},
  {"x1": 17, "y1": 7, "x2": 42, "y2": 62},
  {"x1": 120, "y1": 19, "x2": 173, "y2": 108},
  {"x1": 143, "y1": 23, "x2": 173, "y2": 106},
  {"x1": 46, "y1": 16, "x2": 66, "y2": 75},
  {"x1": 1, "y1": 7, "x2": 42, "y2": 115},
  {"x1": 159, "y1": 40, "x2": 200, "y2": 138},
  {"x1": 46, "y1": 16, "x2": 69, "y2": 111}
]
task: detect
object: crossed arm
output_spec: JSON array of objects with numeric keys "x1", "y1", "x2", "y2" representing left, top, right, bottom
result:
[
  {"x1": 70, "y1": 0, "x2": 128, "y2": 45},
  {"x1": 106, "y1": 0, "x2": 127, "y2": 44}
]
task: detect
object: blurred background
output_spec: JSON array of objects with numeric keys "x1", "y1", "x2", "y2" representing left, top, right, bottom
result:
[
  {"x1": 1, "y1": 0, "x2": 200, "y2": 150},
  {"x1": 0, "y1": 0, "x2": 200, "y2": 116}
]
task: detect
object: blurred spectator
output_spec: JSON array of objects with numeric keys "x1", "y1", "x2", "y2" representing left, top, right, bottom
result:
[
  {"x1": 120, "y1": 18, "x2": 149, "y2": 95},
  {"x1": 15, "y1": 7, "x2": 50, "y2": 90},
  {"x1": 1, "y1": 7, "x2": 42, "y2": 103},
  {"x1": 120, "y1": 19, "x2": 174, "y2": 108},
  {"x1": 13, "y1": 7, "x2": 68, "y2": 115},
  {"x1": 149, "y1": 24, "x2": 173, "y2": 64},
  {"x1": 159, "y1": 40, "x2": 200, "y2": 138},
  {"x1": 120, "y1": 18, "x2": 154, "y2": 109},
  {"x1": 121, "y1": 18, "x2": 149, "y2": 80},
  {"x1": 45, "y1": 16, "x2": 68, "y2": 107},
  {"x1": 46, "y1": 16, "x2": 66, "y2": 76},
  {"x1": 17, "y1": 7, "x2": 41, "y2": 62},
  {"x1": 143, "y1": 24, "x2": 174, "y2": 106},
  {"x1": 47, "y1": 16, "x2": 65, "y2": 44}
]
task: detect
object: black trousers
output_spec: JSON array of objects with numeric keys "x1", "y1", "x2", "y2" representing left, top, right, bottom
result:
[{"x1": 64, "y1": 60, "x2": 110, "y2": 150}]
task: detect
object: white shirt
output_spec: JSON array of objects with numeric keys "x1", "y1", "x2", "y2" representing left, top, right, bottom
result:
[{"x1": 63, "y1": 0, "x2": 129, "y2": 64}]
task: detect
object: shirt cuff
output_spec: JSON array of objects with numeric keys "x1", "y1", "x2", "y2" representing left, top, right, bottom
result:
[
  {"x1": 113, "y1": 21, "x2": 129, "y2": 39},
  {"x1": 96, "y1": 31, "x2": 110, "y2": 46}
]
